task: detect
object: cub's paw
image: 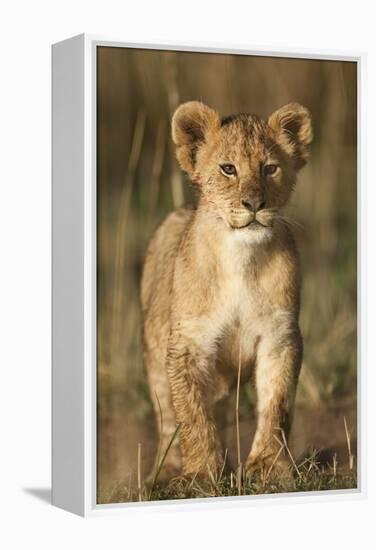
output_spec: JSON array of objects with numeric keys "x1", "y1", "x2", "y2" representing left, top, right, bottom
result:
[
  {"x1": 182, "y1": 456, "x2": 224, "y2": 481},
  {"x1": 245, "y1": 451, "x2": 292, "y2": 481}
]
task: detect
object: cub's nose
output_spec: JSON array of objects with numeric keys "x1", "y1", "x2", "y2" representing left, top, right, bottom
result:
[{"x1": 241, "y1": 197, "x2": 266, "y2": 213}]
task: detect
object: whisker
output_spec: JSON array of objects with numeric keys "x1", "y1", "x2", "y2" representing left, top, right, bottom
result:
[
  {"x1": 276, "y1": 214, "x2": 304, "y2": 231},
  {"x1": 262, "y1": 207, "x2": 278, "y2": 214}
]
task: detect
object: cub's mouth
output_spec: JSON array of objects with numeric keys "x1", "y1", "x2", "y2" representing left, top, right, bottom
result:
[
  {"x1": 230, "y1": 213, "x2": 276, "y2": 230},
  {"x1": 222, "y1": 207, "x2": 277, "y2": 231},
  {"x1": 231, "y1": 219, "x2": 266, "y2": 230}
]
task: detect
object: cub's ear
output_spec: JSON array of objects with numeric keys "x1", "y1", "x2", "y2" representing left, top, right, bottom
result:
[
  {"x1": 268, "y1": 103, "x2": 313, "y2": 170},
  {"x1": 172, "y1": 101, "x2": 220, "y2": 176}
]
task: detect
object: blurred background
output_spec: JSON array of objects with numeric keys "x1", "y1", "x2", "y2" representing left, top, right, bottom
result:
[{"x1": 96, "y1": 47, "x2": 357, "y2": 502}]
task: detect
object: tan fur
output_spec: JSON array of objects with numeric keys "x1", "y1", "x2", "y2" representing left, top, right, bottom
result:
[{"x1": 141, "y1": 101, "x2": 313, "y2": 479}]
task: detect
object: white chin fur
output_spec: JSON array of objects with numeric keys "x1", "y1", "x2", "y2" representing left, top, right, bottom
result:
[{"x1": 229, "y1": 225, "x2": 273, "y2": 245}]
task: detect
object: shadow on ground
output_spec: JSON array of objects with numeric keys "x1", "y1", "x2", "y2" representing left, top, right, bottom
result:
[{"x1": 23, "y1": 488, "x2": 51, "y2": 504}]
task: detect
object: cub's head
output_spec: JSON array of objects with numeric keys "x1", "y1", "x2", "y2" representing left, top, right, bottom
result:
[{"x1": 172, "y1": 101, "x2": 312, "y2": 237}]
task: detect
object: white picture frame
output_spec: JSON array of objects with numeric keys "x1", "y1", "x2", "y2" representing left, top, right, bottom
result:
[{"x1": 52, "y1": 34, "x2": 366, "y2": 517}]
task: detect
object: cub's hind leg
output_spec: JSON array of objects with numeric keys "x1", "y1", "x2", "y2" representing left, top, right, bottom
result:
[{"x1": 144, "y1": 344, "x2": 181, "y2": 482}]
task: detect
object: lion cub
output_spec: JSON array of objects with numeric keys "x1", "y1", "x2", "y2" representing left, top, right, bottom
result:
[{"x1": 141, "y1": 101, "x2": 313, "y2": 479}]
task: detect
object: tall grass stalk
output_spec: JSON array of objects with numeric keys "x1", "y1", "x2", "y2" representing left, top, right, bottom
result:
[
  {"x1": 236, "y1": 343, "x2": 242, "y2": 495},
  {"x1": 111, "y1": 110, "x2": 146, "y2": 372},
  {"x1": 343, "y1": 416, "x2": 354, "y2": 470},
  {"x1": 164, "y1": 51, "x2": 184, "y2": 208},
  {"x1": 137, "y1": 442, "x2": 142, "y2": 502}
]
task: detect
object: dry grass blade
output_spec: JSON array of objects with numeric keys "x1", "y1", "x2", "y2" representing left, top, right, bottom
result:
[
  {"x1": 146, "y1": 119, "x2": 166, "y2": 233},
  {"x1": 236, "y1": 342, "x2": 242, "y2": 495},
  {"x1": 298, "y1": 450, "x2": 321, "y2": 473},
  {"x1": 164, "y1": 51, "x2": 184, "y2": 208},
  {"x1": 219, "y1": 448, "x2": 228, "y2": 482},
  {"x1": 264, "y1": 442, "x2": 285, "y2": 484},
  {"x1": 274, "y1": 429, "x2": 302, "y2": 480},
  {"x1": 137, "y1": 442, "x2": 142, "y2": 502},
  {"x1": 333, "y1": 452, "x2": 337, "y2": 478},
  {"x1": 164, "y1": 51, "x2": 180, "y2": 113},
  {"x1": 187, "y1": 471, "x2": 199, "y2": 492},
  {"x1": 151, "y1": 392, "x2": 164, "y2": 482},
  {"x1": 111, "y1": 110, "x2": 146, "y2": 366},
  {"x1": 206, "y1": 464, "x2": 219, "y2": 494},
  {"x1": 343, "y1": 416, "x2": 354, "y2": 470},
  {"x1": 148, "y1": 423, "x2": 181, "y2": 499}
]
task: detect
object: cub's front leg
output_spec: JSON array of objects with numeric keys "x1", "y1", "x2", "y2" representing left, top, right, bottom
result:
[
  {"x1": 246, "y1": 326, "x2": 302, "y2": 477},
  {"x1": 166, "y1": 326, "x2": 222, "y2": 478}
]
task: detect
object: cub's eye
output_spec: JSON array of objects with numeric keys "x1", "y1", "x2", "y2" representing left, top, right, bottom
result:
[
  {"x1": 263, "y1": 164, "x2": 279, "y2": 176},
  {"x1": 220, "y1": 163, "x2": 237, "y2": 176}
]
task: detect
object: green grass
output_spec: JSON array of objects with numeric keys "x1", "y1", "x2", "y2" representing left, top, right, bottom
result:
[{"x1": 99, "y1": 457, "x2": 357, "y2": 504}]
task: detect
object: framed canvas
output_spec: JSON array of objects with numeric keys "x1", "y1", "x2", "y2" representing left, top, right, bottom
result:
[{"x1": 52, "y1": 34, "x2": 365, "y2": 517}]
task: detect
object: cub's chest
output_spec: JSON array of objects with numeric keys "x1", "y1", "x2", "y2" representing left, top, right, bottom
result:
[
  {"x1": 220, "y1": 268, "x2": 260, "y2": 313},
  {"x1": 214, "y1": 271, "x2": 264, "y2": 386},
  {"x1": 216, "y1": 237, "x2": 268, "y2": 322}
]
